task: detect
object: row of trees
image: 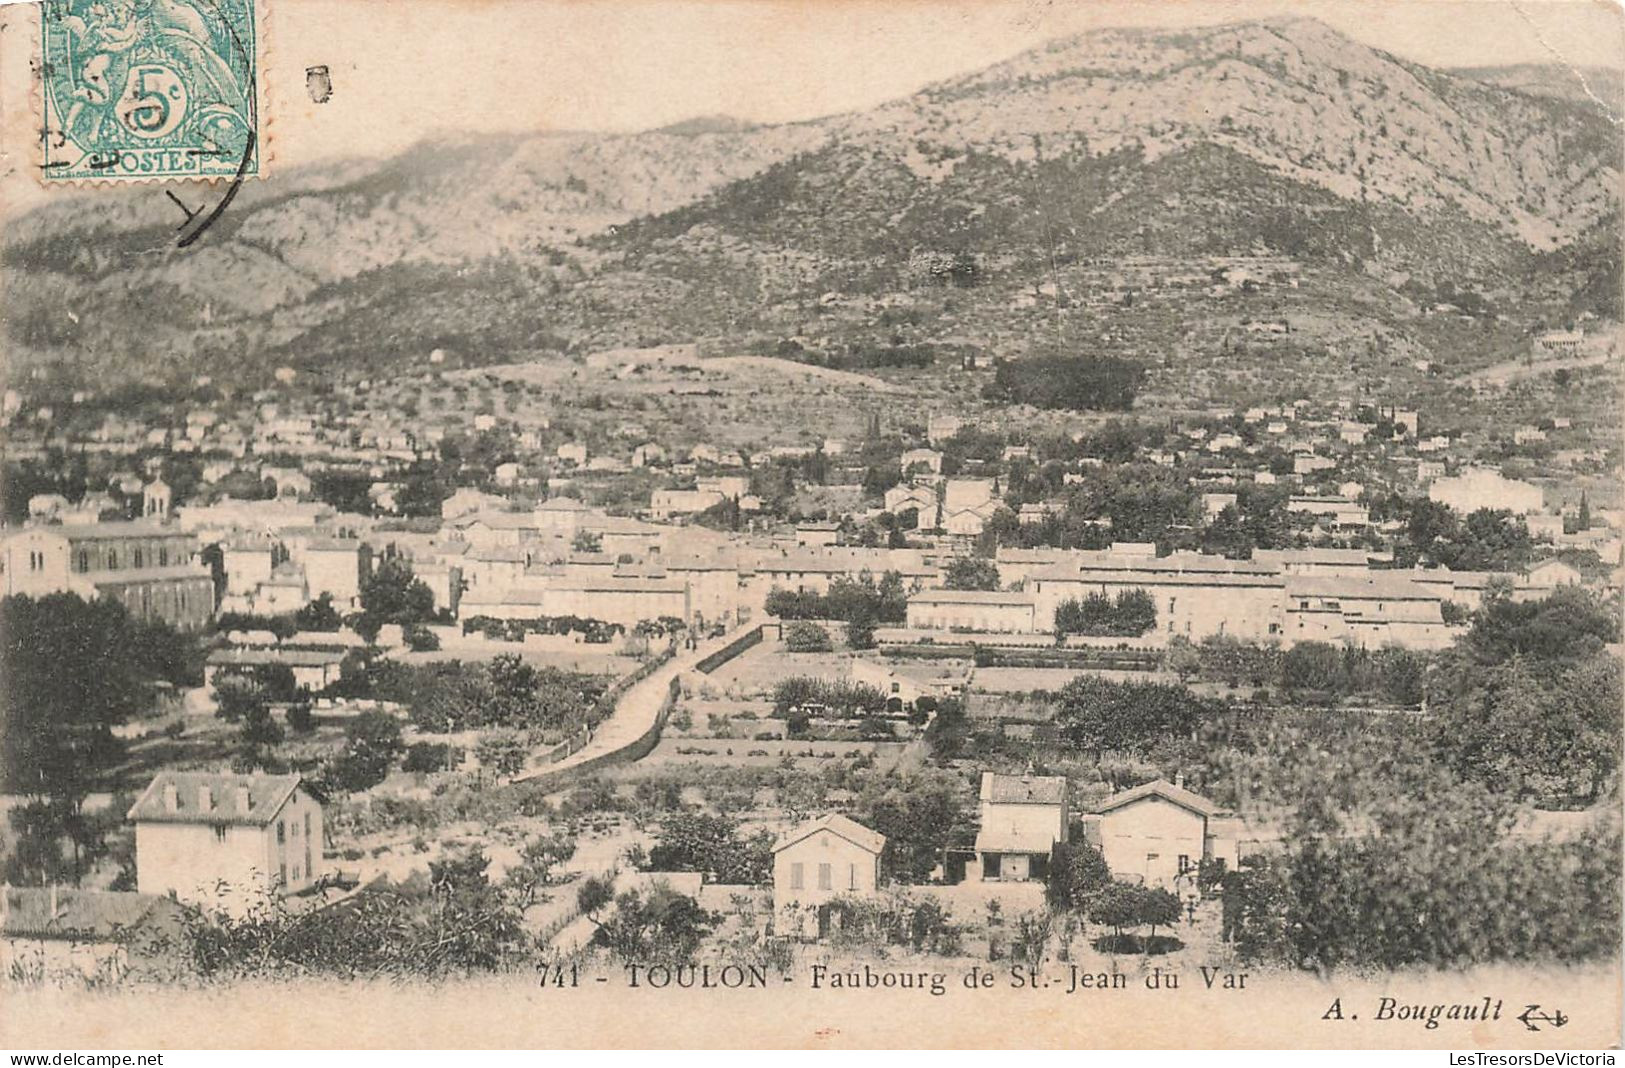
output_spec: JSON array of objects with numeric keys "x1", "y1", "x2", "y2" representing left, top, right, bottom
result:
[
  {"x1": 1053, "y1": 589, "x2": 1157, "y2": 638},
  {"x1": 772, "y1": 676, "x2": 891, "y2": 720},
  {"x1": 764, "y1": 572, "x2": 909, "y2": 624},
  {"x1": 368, "y1": 654, "x2": 609, "y2": 735},
  {"x1": 1169, "y1": 636, "x2": 1431, "y2": 707}
]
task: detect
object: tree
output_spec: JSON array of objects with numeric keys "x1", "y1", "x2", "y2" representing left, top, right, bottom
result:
[
  {"x1": 572, "y1": 530, "x2": 603, "y2": 553},
  {"x1": 327, "y1": 710, "x2": 405, "y2": 792},
  {"x1": 645, "y1": 813, "x2": 773, "y2": 884},
  {"x1": 1281, "y1": 641, "x2": 1346, "y2": 697},
  {"x1": 1047, "y1": 837, "x2": 1112, "y2": 911},
  {"x1": 846, "y1": 613, "x2": 878, "y2": 651},
  {"x1": 590, "y1": 885, "x2": 718, "y2": 966},
  {"x1": 1054, "y1": 588, "x2": 1156, "y2": 637},
  {"x1": 236, "y1": 702, "x2": 284, "y2": 771},
  {"x1": 1088, "y1": 882, "x2": 1144, "y2": 947},
  {"x1": 1139, "y1": 886, "x2": 1182, "y2": 950},
  {"x1": 1432, "y1": 651, "x2": 1621, "y2": 802},
  {"x1": 983, "y1": 354, "x2": 1144, "y2": 411},
  {"x1": 1056, "y1": 676, "x2": 1215, "y2": 757},
  {"x1": 854, "y1": 770, "x2": 970, "y2": 882},
  {"x1": 404, "y1": 742, "x2": 454, "y2": 773},
  {"x1": 403, "y1": 623, "x2": 441, "y2": 652},
  {"x1": 293, "y1": 593, "x2": 342, "y2": 632},
  {"x1": 943, "y1": 556, "x2": 1000, "y2": 591},
  {"x1": 505, "y1": 833, "x2": 576, "y2": 908},
  {"x1": 359, "y1": 554, "x2": 436, "y2": 628},
  {"x1": 0, "y1": 594, "x2": 187, "y2": 883},
  {"x1": 1162, "y1": 635, "x2": 1202, "y2": 682},
  {"x1": 1462, "y1": 587, "x2": 1617, "y2": 666}
]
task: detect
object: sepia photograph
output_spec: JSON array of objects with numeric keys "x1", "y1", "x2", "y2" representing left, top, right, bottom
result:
[{"x1": 0, "y1": 0, "x2": 1620, "y2": 1051}]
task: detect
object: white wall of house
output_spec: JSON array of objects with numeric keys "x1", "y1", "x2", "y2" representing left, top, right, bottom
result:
[
  {"x1": 981, "y1": 800, "x2": 1067, "y2": 851},
  {"x1": 773, "y1": 829, "x2": 880, "y2": 920},
  {"x1": 135, "y1": 791, "x2": 324, "y2": 916},
  {"x1": 1098, "y1": 797, "x2": 1207, "y2": 888}
]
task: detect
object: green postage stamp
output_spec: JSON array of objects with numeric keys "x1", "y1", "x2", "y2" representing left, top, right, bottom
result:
[{"x1": 40, "y1": 0, "x2": 260, "y2": 182}]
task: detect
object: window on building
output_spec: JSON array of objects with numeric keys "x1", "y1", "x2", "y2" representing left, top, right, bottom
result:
[
  {"x1": 78, "y1": 551, "x2": 89, "y2": 572},
  {"x1": 159, "y1": 548, "x2": 168, "y2": 566},
  {"x1": 133, "y1": 549, "x2": 143, "y2": 568},
  {"x1": 848, "y1": 863, "x2": 857, "y2": 890},
  {"x1": 790, "y1": 863, "x2": 803, "y2": 890},
  {"x1": 107, "y1": 551, "x2": 118, "y2": 570},
  {"x1": 277, "y1": 820, "x2": 285, "y2": 843},
  {"x1": 1178, "y1": 855, "x2": 1192, "y2": 874},
  {"x1": 817, "y1": 863, "x2": 831, "y2": 890},
  {"x1": 279, "y1": 862, "x2": 287, "y2": 886}
]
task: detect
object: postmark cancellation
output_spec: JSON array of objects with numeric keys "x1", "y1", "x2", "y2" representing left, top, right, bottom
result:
[{"x1": 38, "y1": 0, "x2": 261, "y2": 183}]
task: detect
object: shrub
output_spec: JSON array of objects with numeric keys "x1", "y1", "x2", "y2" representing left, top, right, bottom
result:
[
  {"x1": 403, "y1": 624, "x2": 441, "y2": 652},
  {"x1": 404, "y1": 742, "x2": 454, "y2": 773},
  {"x1": 785, "y1": 622, "x2": 833, "y2": 653}
]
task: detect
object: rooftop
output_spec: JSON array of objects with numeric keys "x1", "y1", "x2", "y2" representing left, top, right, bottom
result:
[
  {"x1": 980, "y1": 772, "x2": 1066, "y2": 806},
  {"x1": 0, "y1": 887, "x2": 187, "y2": 942},
  {"x1": 127, "y1": 771, "x2": 309, "y2": 826},
  {"x1": 1096, "y1": 778, "x2": 1221, "y2": 819},
  {"x1": 774, "y1": 813, "x2": 886, "y2": 855}
]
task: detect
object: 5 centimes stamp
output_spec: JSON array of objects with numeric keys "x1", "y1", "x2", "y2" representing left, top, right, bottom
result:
[{"x1": 39, "y1": 0, "x2": 259, "y2": 182}]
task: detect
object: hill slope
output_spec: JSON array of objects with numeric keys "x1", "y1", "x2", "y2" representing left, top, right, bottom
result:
[{"x1": 3, "y1": 17, "x2": 1617, "y2": 386}]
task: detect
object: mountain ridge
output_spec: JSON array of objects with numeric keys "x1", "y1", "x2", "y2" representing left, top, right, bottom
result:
[{"x1": 3, "y1": 17, "x2": 1618, "y2": 385}]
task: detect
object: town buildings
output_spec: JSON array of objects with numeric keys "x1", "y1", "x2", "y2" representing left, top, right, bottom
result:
[{"x1": 0, "y1": 521, "x2": 214, "y2": 629}]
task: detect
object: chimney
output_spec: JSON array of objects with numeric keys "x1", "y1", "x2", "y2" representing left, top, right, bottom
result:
[
  {"x1": 198, "y1": 785, "x2": 213, "y2": 813},
  {"x1": 236, "y1": 786, "x2": 252, "y2": 814},
  {"x1": 162, "y1": 783, "x2": 179, "y2": 812},
  {"x1": 1174, "y1": 772, "x2": 1186, "y2": 790}
]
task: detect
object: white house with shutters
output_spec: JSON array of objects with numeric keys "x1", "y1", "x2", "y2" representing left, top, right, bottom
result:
[
  {"x1": 128, "y1": 772, "x2": 325, "y2": 917},
  {"x1": 772, "y1": 814, "x2": 885, "y2": 939}
]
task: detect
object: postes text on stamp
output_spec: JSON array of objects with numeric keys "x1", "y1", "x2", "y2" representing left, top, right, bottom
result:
[{"x1": 40, "y1": 0, "x2": 259, "y2": 182}]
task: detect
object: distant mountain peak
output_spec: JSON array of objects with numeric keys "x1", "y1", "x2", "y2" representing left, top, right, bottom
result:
[{"x1": 654, "y1": 114, "x2": 758, "y2": 136}]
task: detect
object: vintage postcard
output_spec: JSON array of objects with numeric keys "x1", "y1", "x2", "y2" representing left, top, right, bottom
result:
[{"x1": 0, "y1": 0, "x2": 1620, "y2": 1051}]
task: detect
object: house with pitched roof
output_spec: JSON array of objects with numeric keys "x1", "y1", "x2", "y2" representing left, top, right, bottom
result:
[
  {"x1": 1092, "y1": 777, "x2": 1237, "y2": 888},
  {"x1": 128, "y1": 772, "x2": 326, "y2": 916},
  {"x1": 772, "y1": 813, "x2": 886, "y2": 937},
  {"x1": 0, "y1": 886, "x2": 189, "y2": 983},
  {"x1": 974, "y1": 772, "x2": 1068, "y2": 882}
]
